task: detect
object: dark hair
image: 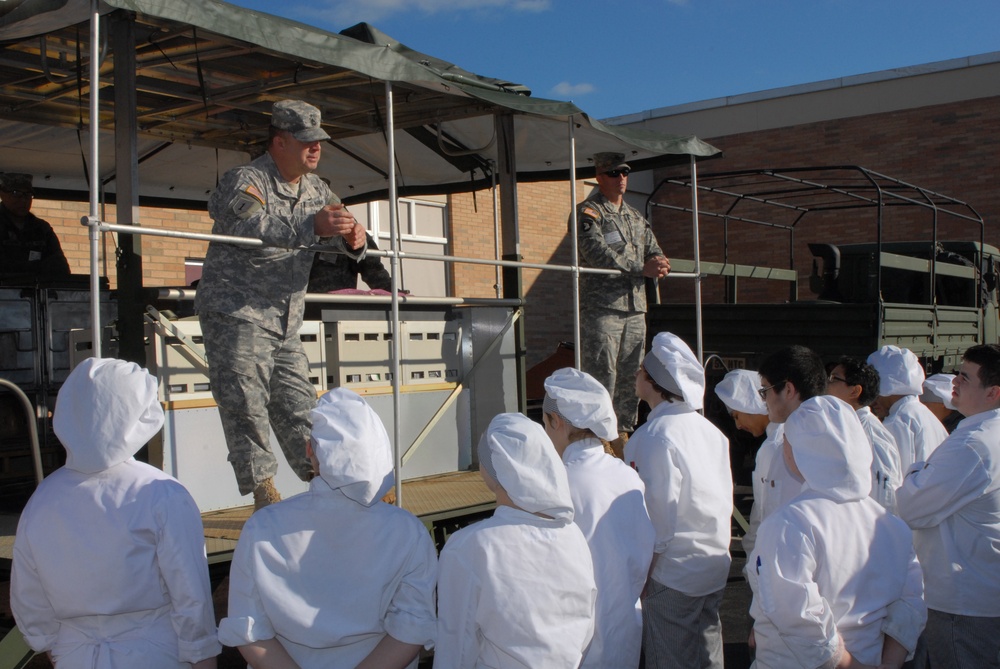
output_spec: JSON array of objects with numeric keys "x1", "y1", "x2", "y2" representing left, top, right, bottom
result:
[
  {"x1": 836, "y1": 356, "x2": 881, "y2": 407},
  {"x1": 963, "y1": 344, "x2": 1000, "y2": 388},
  {"x1": 641, "y1": 366, "x2": 683, "y2": 403},
  {"x1": 758, "y1": 345, "x2": 827, "y2": 400}
]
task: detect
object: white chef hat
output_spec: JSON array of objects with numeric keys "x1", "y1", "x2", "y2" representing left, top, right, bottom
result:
[
  {"x1": 542, "y1": 367, "x2": 618, "y2": 441},
  {"x1": 477, "y1": 413, "x2": 574, "y2": 522},
  {"x1": 642, "y1": 332, "x2": 705, "y2": 410},
  {"x1": 784, "y1": 395, "x2": 872, "y2": 502},
  {"x1": 53, "y1": 357, "x2": 164, "y2": 474},
  {"x1": 866, "y1": 345, "x2": 925, "y2": 396},
  {"x1": 715, "y1": 369, "x2": 768, "y2": 415},
  {"x1": 922, "y1": 373, "x2": 957, "y2": 410},
  {"x1": 309, "y1": 387, "x2": 394, "y2": 506}
]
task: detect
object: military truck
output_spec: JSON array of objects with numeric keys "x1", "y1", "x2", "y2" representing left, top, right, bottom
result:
[{"x1": 646, "y1": 166, "x2": 997, "y2": 372}]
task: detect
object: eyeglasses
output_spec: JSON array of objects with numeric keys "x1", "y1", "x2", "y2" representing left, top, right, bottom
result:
[
  {"x1": 758, "y1": 382, "x2": 784, "y2": 400},
  {"x1": 604, "y1": 168, "x2": 630, "y2": 178},
  {"x1": 2, "y1": 190, "x2": 33, "y2": 199},
  {"x1": 827, "y1": 374, "x2": 849, "y2": 384}
]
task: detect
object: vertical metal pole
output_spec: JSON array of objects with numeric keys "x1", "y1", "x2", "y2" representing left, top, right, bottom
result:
[
  {"x1": 496, "y1": 113, "x2": 526, "y2": 413},
  {"x1": 492, "y1": 163, "x2": 501, "y2": 299},
  {"x1": 385, "y1": 81, "x2": 403, "y2": 507},
  {"x1": 88, "y1": 1, "x2": 101, "y2": 356},
  {"x1": 691, "y1": 155, "x2": 704, "y2": 364},
  {"x1": 568, "y1": 119, "x2": 581, "y2": 369},
  {"x1": 111, "y1": 12, "x2": 145, "y2": 365}
]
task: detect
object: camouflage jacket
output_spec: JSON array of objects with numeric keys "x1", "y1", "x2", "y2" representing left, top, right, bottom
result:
[
  {"x1": 195, "y1": 152, "x2": 362, "y2": 336},
  {"x1": 576, "y1": 192, "x2": 663, "y2": 314}
]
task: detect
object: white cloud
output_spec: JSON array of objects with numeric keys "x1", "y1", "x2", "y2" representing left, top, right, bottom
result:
[
  {"x1": 550, "y1": 82, "x2": 597, "y2": 98},
  {"x1": 300, "y1": 0, "x2": 551, "y2": 25}
]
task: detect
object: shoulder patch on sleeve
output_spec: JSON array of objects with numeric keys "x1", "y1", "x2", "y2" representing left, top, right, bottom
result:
[
  {"x1": 582, "y1": 206, "x2": 599, "y2": 219},
  {"x1": 245, "y1": 184, "x2": 265, "y2": 204},
  {"x1": 231, "y1": 185, "x2": 265, "y2": 219}
]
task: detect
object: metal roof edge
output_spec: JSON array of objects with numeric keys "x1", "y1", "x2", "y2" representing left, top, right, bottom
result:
[{"x1": 603, "y1": 51, "x2": 1000, "y2": 126}]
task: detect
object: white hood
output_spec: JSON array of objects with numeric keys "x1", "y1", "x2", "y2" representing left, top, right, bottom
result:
[
  {"x1": 784, "y1": 396, "x2": 872, "y2": 503},
  {"x1": 477, "y1": 413, "x2": 574, "y2": 522},
  {"x1": 543, "y1": 367, "x2": 618, "y2": 441},
  {"x1": 53, "y1": 357, "x2": 164, "y2": 474},
  {"x1": 309, "y1": 388, "x2": 394, "y2": 506}
]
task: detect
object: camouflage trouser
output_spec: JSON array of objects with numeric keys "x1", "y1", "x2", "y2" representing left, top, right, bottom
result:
[
  {"x1": 200, "y1": 311, "x2": 316, "y2": 496},
  {"x1": 580, "y1": 307, "x2": 646, "y2": 433}
]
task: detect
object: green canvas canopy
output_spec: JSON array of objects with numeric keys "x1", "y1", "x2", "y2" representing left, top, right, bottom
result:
[{"x1": 0, "y1": 0, "x2": 720, "y2": 205}]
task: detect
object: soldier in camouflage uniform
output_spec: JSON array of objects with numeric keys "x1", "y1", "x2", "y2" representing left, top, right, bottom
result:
[
  {"x1": 308, "y1": 231, "x2": 392, "y2": 292},
  {"x1": 196, "y1": 100, "x2": 366, "y2": 509},
  {"x1": 577, "y1": 152, "x2": 670, "y2": 453}
]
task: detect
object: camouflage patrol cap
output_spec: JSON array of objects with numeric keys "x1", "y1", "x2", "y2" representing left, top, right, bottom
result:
[
  {"x1": 593, "y1": 152, "x2": 629, "y2": 175},
  {"x1": 0, "y1": 172, "x2": 33, "y2": 194},
  {"x1": 271, "y1": 100, "x2": 330, "y2": 142}
]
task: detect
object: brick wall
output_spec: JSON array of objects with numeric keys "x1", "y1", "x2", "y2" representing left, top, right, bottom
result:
[
  {"x1": 33, "y1": 199, "x2": 212, "y2": 288},
  {"x1": 449, "y1": 181, "x2": 590, "y2": 370},
  {"x1": 650, "y1": 95, "x2": 1000, "y2": 304}
]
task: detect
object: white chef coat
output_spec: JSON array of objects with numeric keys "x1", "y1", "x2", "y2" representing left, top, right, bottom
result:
[
  {"x1": 857, "y1": 406, "x2": 903, "y2": 513},
  {"x1": 896, "y1": 407, "x2": 1000, "y2": 616},
  {"x1": 748, "y1": 491, "x2": 925, "y2": 668},
  {"x1": 433, "y1": 505, "x2": 597, "y2": 669},
  {"x1": 624, "y1": 401, "x2": 733, "y2": 596},
  {"x1": 219, "y1": 479, "x2": 437, "y2": 667},
  {"x1": 884, "y1": 395, "x2": 948, "y2": 472},
  {"x1": 743, "y1": 423, "x2": 799, "y2": 556},
  {"x1": 562, "y1": 438, "x2": 654, "y2": 669},
  {"x1": 11, "y1": 460, "x2": 221, "y2": 668}
]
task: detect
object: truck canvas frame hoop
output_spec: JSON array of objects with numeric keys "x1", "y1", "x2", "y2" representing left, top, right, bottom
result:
[{"x1": 646, "y1": 165, "x2": 997, "y2": 371}]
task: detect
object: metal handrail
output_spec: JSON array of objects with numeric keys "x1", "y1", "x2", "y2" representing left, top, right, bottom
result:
[{"x1": 0, "y1": 378, "x2": 43, "y2": 487}]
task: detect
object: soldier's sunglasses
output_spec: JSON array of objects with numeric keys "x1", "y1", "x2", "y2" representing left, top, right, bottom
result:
[{"x1": 604, "y1": 169, "x2": 630, "y2": 178}]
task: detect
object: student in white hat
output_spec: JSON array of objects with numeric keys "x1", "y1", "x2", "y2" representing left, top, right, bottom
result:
[
  {"x1": 434, "y1": 413, "x2": 597, "y2": 669},
  {"x1": 715, "y1": 368, "x2": 784, "y2": 555},
  {"x1": 624, "y1": 332, "x2": 732, "y2": 669},
  {"x1": 219, "y1": 388, "x2": 437, "y2": 668},
  {"x1": 748, "y1": 396, "x2": 925, "y2": 669},
  {"x1": 867, "y1": 345, "x2": 948, "y2": 470},
  {"x1": 825, "y1": 356, "x2": 903, "y2": 513},
  {"x1": 543, "y1": 368, "x2": 654, "y2": 669},
  {"x1": 11, "y1": 358, "x2": 221, "y2": 669},
  {"x1": 920, "y1": 372, "x2": 963, "y2": 433}
]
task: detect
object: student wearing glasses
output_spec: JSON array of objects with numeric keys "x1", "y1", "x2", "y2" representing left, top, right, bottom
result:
[
  {"x1": 576, "y1": 152, "x2": 671, "y2": 456},
  {"x1": 0, "y1": 172, "x2": 70, "y2": 279},
  {"x1": 825, "y1": 356, "x2": 903, "y2": 513},
  {"x1": 897, "y1": 344, "x2": 1000, "y2": 669}
]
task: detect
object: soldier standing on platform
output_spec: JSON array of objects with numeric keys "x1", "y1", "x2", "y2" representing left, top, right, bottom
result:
[
  {"x1": 196, "y1": 100, "x2": 366, "y2": 510},
  {"x1": 577, "y1": 152, "x2": 670, "y2": 454}
]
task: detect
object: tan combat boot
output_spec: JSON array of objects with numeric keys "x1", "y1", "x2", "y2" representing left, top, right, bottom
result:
[{"x1": 253, "y1": 477, "x2": 282, "y2": 511}]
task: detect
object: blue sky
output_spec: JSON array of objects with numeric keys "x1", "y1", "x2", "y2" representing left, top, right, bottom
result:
[{"x1": 227, "y1": 0, "x2": 1000, "y2": 120}]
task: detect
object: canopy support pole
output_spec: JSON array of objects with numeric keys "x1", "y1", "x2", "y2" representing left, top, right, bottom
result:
[
  {"x1": 690, "y1": 155, "x2": 704, "y2": 364},
  {"x1": 111, "y1": 11, "x2": 145, "y2": 365},
  {"x1": 385, "y1": 81, "x2": 403, "y2": 507},
  {"x1": 496, "y1": 112, "x2": 526, "y2": 414},
  {"x1": 568, "y1": 118, "x2": 581, "y2": 369},
  {"x1": 88, "y1": 0, "x2": 101, "y2": 356}
]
